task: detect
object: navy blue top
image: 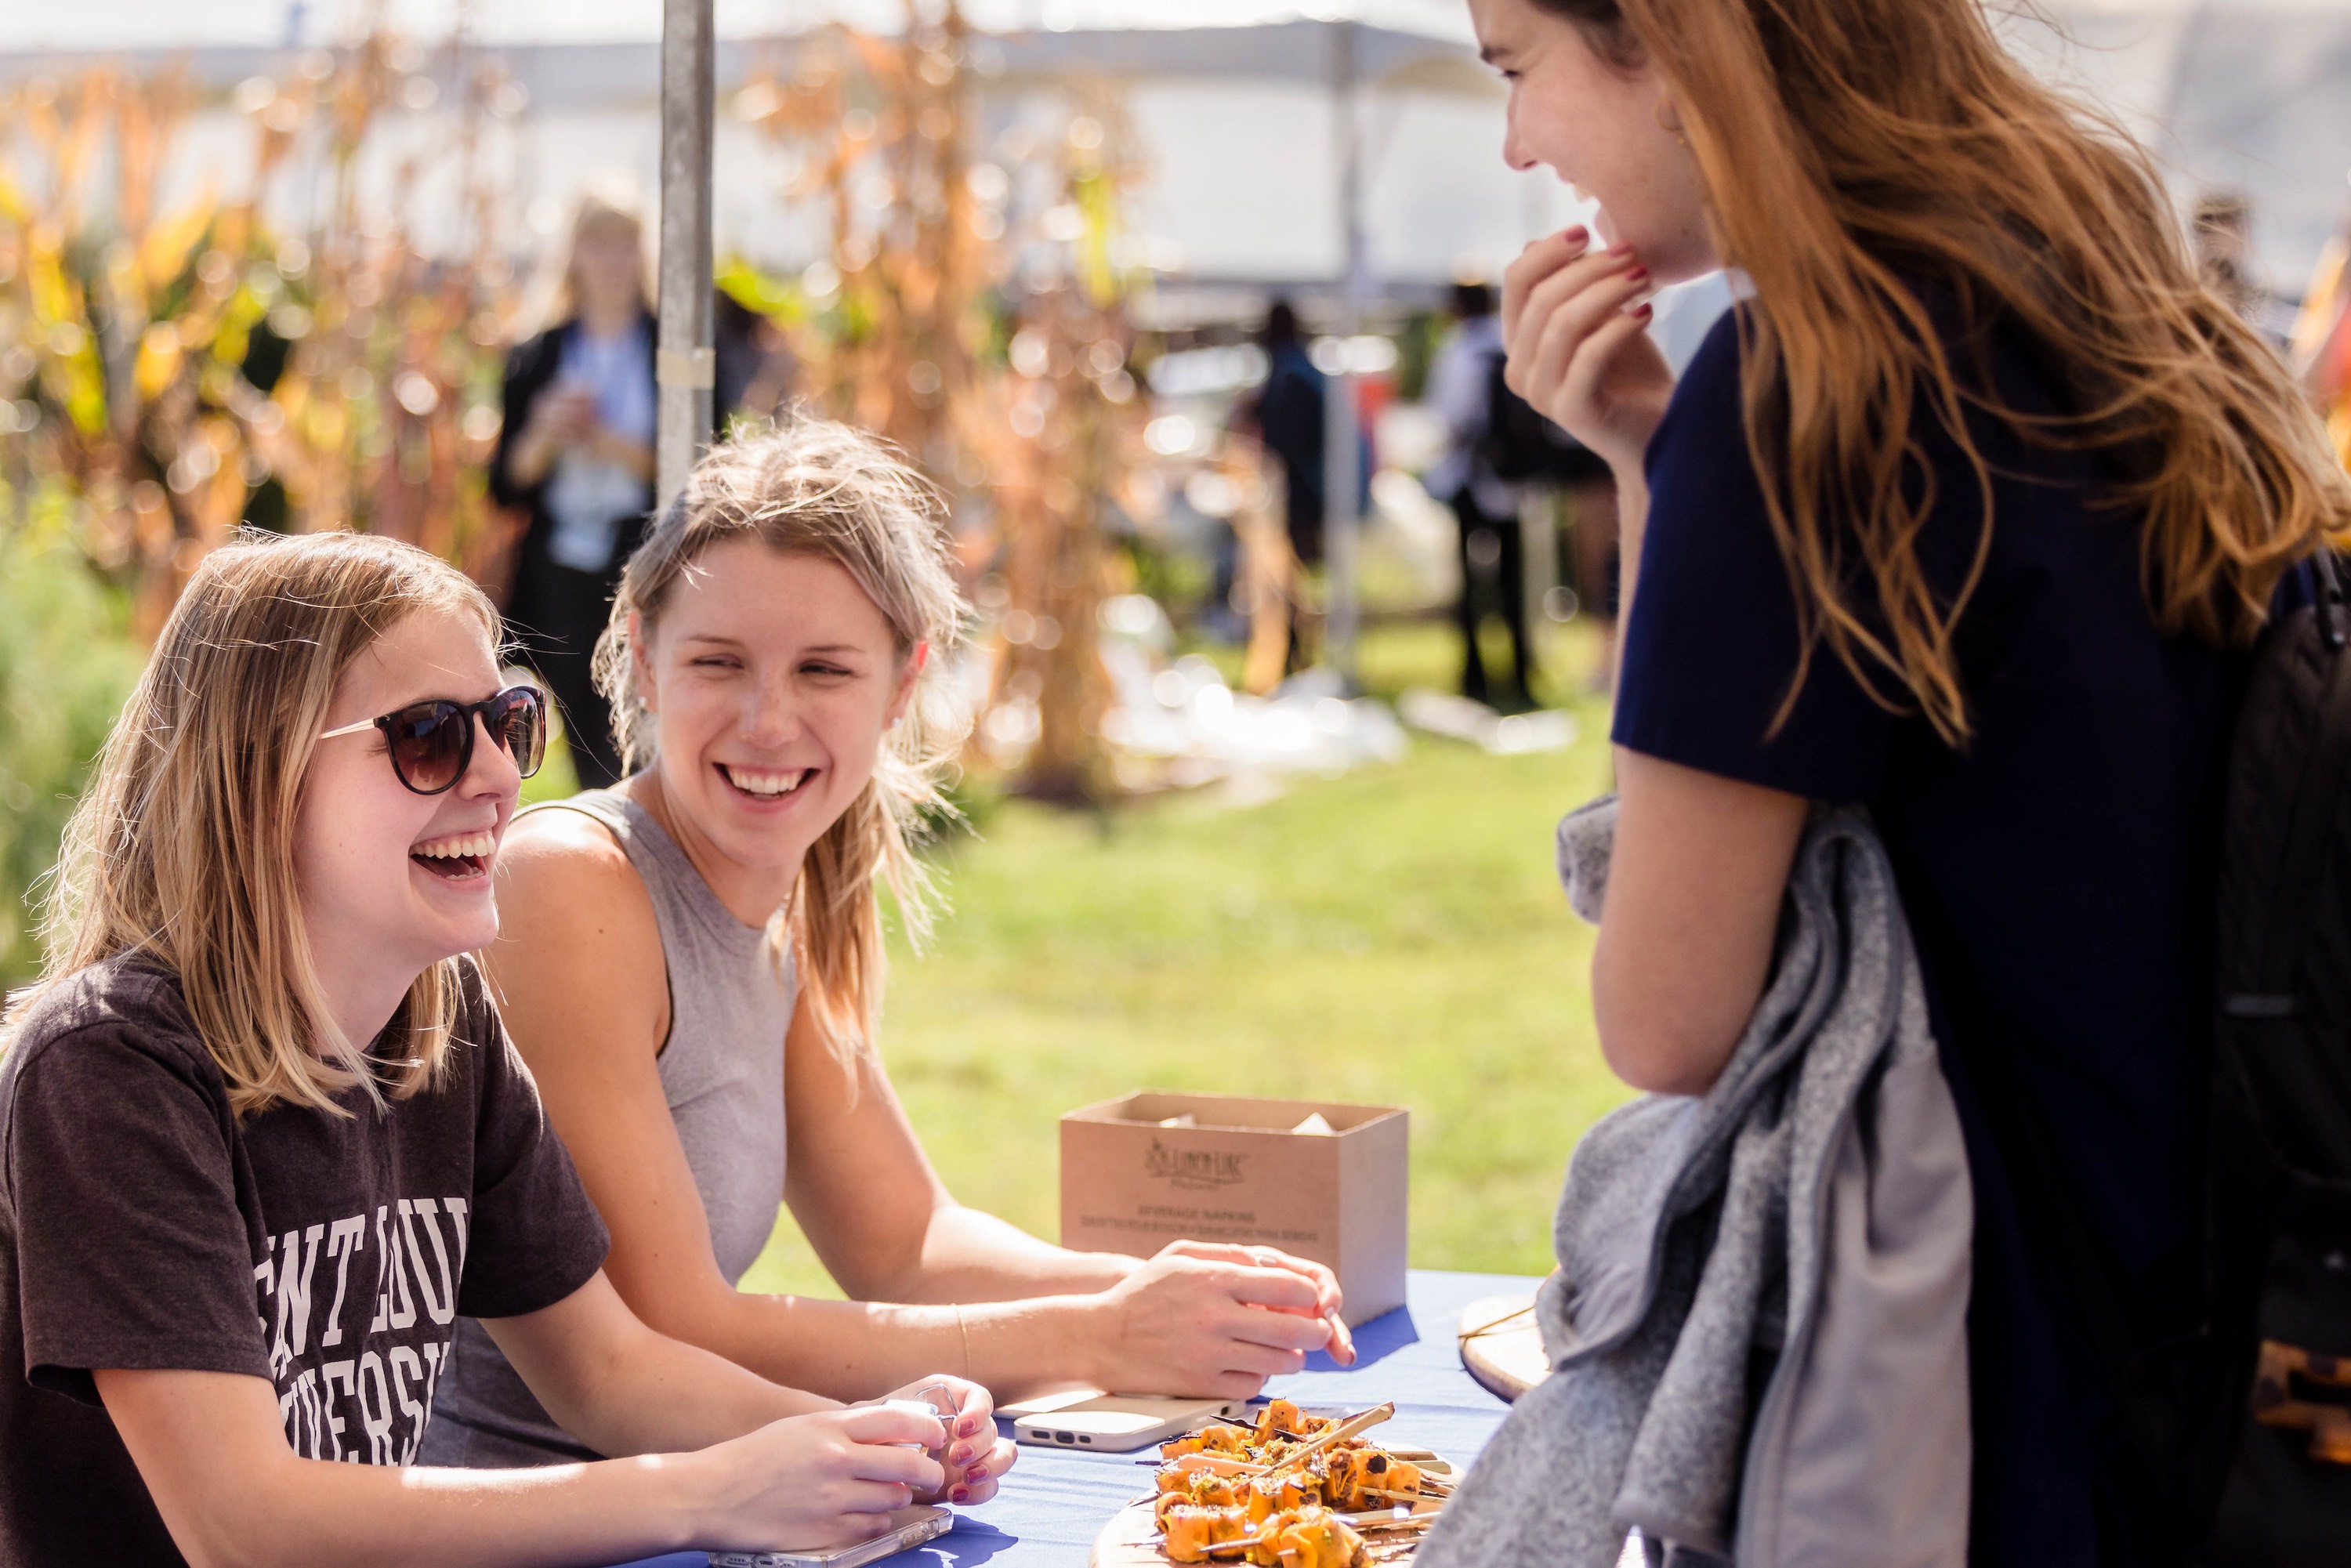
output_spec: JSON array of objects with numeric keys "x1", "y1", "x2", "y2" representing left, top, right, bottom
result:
[{"x1": 1614, "y1": 305, "x2": 2236, "y2": 1566}]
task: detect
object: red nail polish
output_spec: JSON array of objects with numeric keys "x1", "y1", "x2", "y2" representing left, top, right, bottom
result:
[
  {"x1": 1635, "y1": 302, "x2": 1655, "y2": 318},
  {"x1": 1563, "y1": 225, "x2": 1588, "y2": 242},
  {"x1": 951, "y1": 1486, "x2": 970, "y2": 1504}
]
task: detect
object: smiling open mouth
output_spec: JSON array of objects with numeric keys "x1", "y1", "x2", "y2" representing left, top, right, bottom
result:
[
  {"x1": 719, "y1": 763, "x2": 812, "y2": 800},
  {"x1": 411, "y1": 830, "x2": 494, "y2": 881}
]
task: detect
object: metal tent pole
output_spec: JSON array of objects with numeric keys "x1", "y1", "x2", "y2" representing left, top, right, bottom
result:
[
  {"x1": 1321, "y1": 17, "x2": 1366, "y2": 686},
  {"x1": 657, "y1": 0, "x2": 715, "y2": 509}
]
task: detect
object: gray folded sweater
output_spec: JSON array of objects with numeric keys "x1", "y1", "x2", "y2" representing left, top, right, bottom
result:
[{"x1": 1419, "y1": 798, "x2": 1973, "y2": 1568}]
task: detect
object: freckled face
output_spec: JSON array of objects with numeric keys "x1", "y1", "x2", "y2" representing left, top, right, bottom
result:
[
  {"x1": 637, "y1": 540, "x2": 920, "y2": 882},
  {"x1": 1469, "y1": 0, "x2": 1719, "y2": 284},
  {"x1": 296, "y1": 605, "x2": 521, "y2": 992}
]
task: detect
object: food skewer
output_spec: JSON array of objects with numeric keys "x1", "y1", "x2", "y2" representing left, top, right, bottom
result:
[
  {"x1": 1139, "y1": 1402, "x2": 1438, "y2": 1565},
  {"x1": 1191, "y1": 1509, "x2": 1436, "y2": 1559},
  {"x1": 1166, "y1": 1402, "x2": 1395, "y2": 1476},
  {"x1": 1176, "y1": 1401, "x2": 1392, "y2": 1476},
  {"x1": 1274, "y1": 1402, "x2": 1396, "y2": 1466}
]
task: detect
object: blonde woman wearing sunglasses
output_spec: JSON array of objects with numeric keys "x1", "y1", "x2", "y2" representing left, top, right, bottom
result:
[{"x1": 0, "y1": 530, "x2": 1012, "y2": 1566}]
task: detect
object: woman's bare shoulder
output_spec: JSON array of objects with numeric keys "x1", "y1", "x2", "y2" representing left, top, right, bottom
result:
[{"x1": 491, "y1": 807, "x2": 662, "y2": 985}]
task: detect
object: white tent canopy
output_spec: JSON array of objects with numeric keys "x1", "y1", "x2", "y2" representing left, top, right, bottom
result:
[{"x1": 0, "y1": 0, "x2": 1470, "y2": 50}]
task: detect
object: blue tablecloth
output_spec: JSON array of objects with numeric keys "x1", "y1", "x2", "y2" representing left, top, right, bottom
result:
[{"x1": 603, "y1": 1269, "x2": 1539, "y2": 1567}]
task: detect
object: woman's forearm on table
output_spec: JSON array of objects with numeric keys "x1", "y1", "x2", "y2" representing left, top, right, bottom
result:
[
  {"x1": 213, "y1": 1451, "x2": 708, "y2": 1568},
  {"x1": 697, "y1": 1203, "x2": 1147, "y2": 1401},
  {"x1": 704, "y1": 1288, "x2": 1111, "y2": 1403},
  {"x1": 906, "y1": 1203, "x2": 1139, "y2": 1301},
  {"x1": 485, "y1": 1275, "x2": 836, "y2": 1460}
]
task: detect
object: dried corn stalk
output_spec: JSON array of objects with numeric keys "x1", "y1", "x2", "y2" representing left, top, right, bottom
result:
[
  {"x1": 0, "y1": 24, "x2": 525, "y2": 637},
  {"x1": 739, "y1": 20, "x2": 1149, "y2": 798}
]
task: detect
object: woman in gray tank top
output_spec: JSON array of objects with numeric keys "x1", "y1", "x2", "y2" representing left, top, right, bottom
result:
[
  {"x1": 426, "y1": 422, "x2": 1353, "y2": 1469},
  {"x1": 422, "y1": 787, "x2": 795, "y2": 1465}
]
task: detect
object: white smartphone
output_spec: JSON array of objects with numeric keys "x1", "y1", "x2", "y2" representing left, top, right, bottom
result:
[
  {"x1": 707, "y1": 1505, "x2": 953, "y2": 1568},
  {"x1": 1006, "y1": 1393, "x2": 1251, "y2": 1454}
]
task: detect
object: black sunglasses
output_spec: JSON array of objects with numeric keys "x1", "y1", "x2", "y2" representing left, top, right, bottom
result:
[{"x1": 318, "y1": 685, "x2": 548, "y2": 795}]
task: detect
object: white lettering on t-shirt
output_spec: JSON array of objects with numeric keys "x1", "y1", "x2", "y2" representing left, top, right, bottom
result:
[
  {"x1": 357, "y1": 1352, "x2": 397, "y2": 1465},
  {"x1": 368, "y1": 1204, "x2": 418, "y2": 1333},
  {"x1": 317, "y1": 1215, "x2": 368, "y2": 1349},
  {"x1": 389, "y1": 1345, "x2": 429, "y2": 1462},
  {"x1": 253, "y1": 1237, "x2": 274, "y2": 1338},
  {"x1": 399, "y1": 1198, "x2": 457, "y2": 1326},
  {"x1": 443, "y1": 1196, "x2": 470, "y2": 1276},
  {"x1": 320, "y1": 1360, "x2": 357, "y2": 1461},
  {"x1": 255, "y1": 1200, "x2": 469, "y2": 1464},
  {"x1": 284, "y1": 1366, "x2": 324, "y2": 1459},
  {"x1": 269, "y1": 1223, "x2": 325, "y2": 1375}
]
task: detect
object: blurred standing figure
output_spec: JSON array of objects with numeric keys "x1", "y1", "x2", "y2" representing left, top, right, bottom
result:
[
  {"x1": 494, "y1": 194, "x2": 659, "y2": 788},
  {"x1": 2292, "y1": 201, "x2": 2351, "y2": 469},
  {"x1": 1249, "y1": 300, "x2": 1330, "y2": 572},
  {"x1": 1425, "y1": 281, "x2": 1535, "y2": 708},
  {"x1": 2193, "y1": 191, "x2": 2296, "y2": 346}
]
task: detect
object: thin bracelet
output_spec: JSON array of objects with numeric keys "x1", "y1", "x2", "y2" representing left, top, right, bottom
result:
[{"x1": 955, "y1": 1302, "x2": 973, "y2": 1381}]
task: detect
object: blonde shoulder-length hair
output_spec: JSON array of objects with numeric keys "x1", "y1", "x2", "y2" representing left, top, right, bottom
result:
[
  {"x1": 10, "y1": 530, "x2": 502, "y2": 1119},
  {"x1": 1547, "y1": 0, "x2": 2351, "y2": 742},
  {"x1": 593, "y1": 418, "x2": 968, "y2": 1058}
]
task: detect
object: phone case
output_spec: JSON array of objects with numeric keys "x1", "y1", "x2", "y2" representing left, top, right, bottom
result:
[{"x1": 1011, "y1": 1395, "x2": 1251, "y2": 1454}]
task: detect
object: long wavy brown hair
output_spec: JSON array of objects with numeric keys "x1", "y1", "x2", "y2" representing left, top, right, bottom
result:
[{"x1": 1542, "y1": 0, "x2": 2351, "y2": 741}]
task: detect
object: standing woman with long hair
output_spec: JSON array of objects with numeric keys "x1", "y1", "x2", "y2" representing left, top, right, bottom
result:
[
  {"x1": 1462, "y1": 0, "x2": 2351, "y2": 1560},
  {"x1": 494, "y1": 193, "x2": 660, "y2": 789}
]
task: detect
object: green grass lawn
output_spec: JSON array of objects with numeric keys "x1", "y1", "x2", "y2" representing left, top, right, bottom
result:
[{"x1": 525, "y1": 618, "x2": 1632, "y2": 1298}]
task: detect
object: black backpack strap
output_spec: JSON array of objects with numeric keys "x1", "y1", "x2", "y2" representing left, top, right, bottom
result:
[{"x1": 2234, "y1": 553, "x2": 2351, "y2": 1018}]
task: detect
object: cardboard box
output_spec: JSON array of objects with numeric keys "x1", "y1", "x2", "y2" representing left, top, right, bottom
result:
[{"x1": 1060, "y1": 1091, "x2": 1408, "y2": 1327}]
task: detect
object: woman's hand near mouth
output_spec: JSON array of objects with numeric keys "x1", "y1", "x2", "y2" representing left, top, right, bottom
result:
[{"x1": 1501, "y1": 226, "x2": 1675, "y2": 476}]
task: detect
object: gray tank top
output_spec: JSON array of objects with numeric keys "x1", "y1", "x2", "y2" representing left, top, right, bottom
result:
[{"x1": 422, "y1": 786, "x2": 796, "y2": 1465}]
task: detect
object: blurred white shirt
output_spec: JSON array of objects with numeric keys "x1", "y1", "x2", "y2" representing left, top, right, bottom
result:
[{"x1": 1424, "y1": 313, "x2": 1519, "y2": 517}]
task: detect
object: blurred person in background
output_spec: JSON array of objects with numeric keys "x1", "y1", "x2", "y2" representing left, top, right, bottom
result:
[
  {"x1": 1239, "y1": 300, "x2": 1331, "y2": 672},
  {"x1": 1241, "y1": 300, "x2": 1375, "y2": 673},
  {"x1": 2292, "y1": 193, "x2": 2351, "y2": 469},
  {"x1": 717, "y1": 291, "x2": 799, "y2": 433},
  {"x1": 1247, "y1": 299, "x2": 1330, "y2": 578},
  {"x1": 1472, "y1": 0, "x2": 2351, "y2": 1562},
  {"x1": 2192, "y1": 190, "x2": 2297, "y2": 346},
  {"x1": 494, "y1": 193, "x2": 659, "y2": 789},
  {"x1": 1425, "y1": 281, "x2": 1537, "y2": 709}
]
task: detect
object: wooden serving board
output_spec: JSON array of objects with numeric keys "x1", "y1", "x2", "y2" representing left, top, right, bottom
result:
[
  {"x1": 1090, "y1": 1496, "x2": 1442, "y2": 1566},
  {"x1": 1457, "y1": 1294, "x2": 1549, "y2": 1403},
  {"x1": 1091, "y1": 1497, "x2": 1175, "y2": 1566},
  {"x1": 1091, "y1": 1418, "x2": 1454, "y2": 1568}
]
